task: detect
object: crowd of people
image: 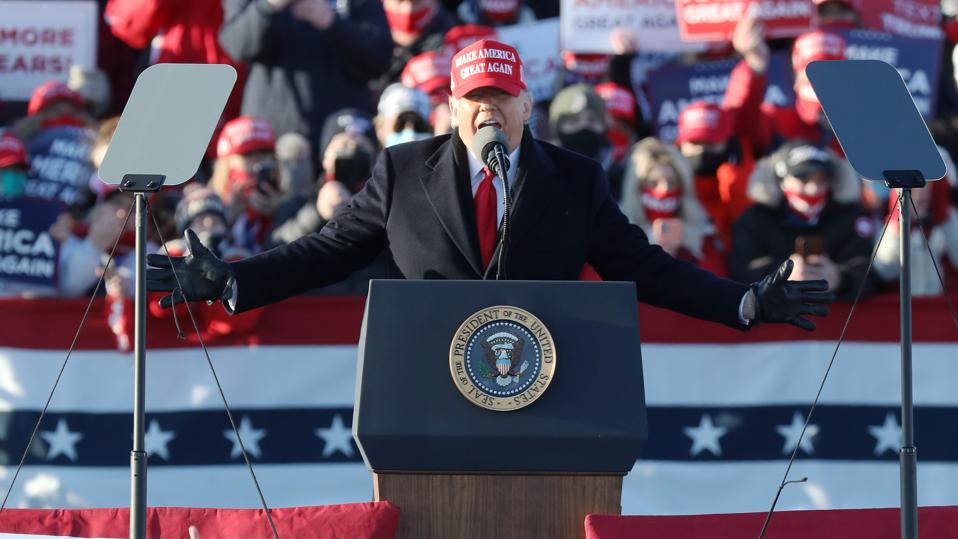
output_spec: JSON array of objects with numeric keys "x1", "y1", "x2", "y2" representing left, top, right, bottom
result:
[{"x1": 3, "y1": 0, "x2": 958, "y2": 346}]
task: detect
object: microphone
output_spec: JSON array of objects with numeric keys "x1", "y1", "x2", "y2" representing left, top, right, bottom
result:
[
  {"x1": 471, "y1": 126, "x2": 512, "y2": 281},
  {"x1": 472, "y1": 125, "x2": 510, "y2": 177}
]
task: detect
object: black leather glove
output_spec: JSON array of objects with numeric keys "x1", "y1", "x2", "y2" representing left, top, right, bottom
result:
[
  {"x1": 751, "y1": 259, "x2": 834, "y2": 331},
  {"x1": 146, "y1": 229, "x2": 232, "y2": 309}
]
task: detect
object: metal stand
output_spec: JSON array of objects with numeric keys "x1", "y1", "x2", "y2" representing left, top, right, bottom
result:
[
  {"x1": 121, "y1": 175, "x2": 165, "y2": 539},
  {"x1": 885, "y1": 171, "x2": 925, "y2": 539},
  {"x1": 898, "y1": 187, "x2": 918, "y2": 539}
]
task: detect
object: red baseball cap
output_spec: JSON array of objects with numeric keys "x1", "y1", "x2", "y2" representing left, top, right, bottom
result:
[
  {"x1": 27, "y1": 81, "x2": 83, "y2": 116},
  {"x1": 216, "y1": 116, "x2": 276, "y2": 158},
  {"x1": 593, "y1": 82, "x2": 636, "y2": 124},
  {"x1": 0, "y1": 134, "x2": 28, "y2": 169},
  {"x1": 402, "y1": 50, "x2": 453, "y2": 98},
  {"x1": 676, "y1": 101, "x2": 730, "y2": 145},
  {"x1": 562, "y1": 52, "x2": 611, "y2": 82},
  {"x1": 792, "y1": 31, "x2": 846, "y2": 74},
  {"x1": 444, "y1": 24, "x2": 498, "y2": 55},
  {"x1": 450, "y1": 39, "x2": 526, "y2": 99}
]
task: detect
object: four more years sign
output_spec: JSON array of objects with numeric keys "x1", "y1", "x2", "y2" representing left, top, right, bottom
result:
[{"x1": 0, "y1": 198, "x2": 60, "y2": 292}]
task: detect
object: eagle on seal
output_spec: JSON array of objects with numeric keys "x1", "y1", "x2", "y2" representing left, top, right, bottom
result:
[{"x1": 480, "y1": 331, "x2": 527, "y2": 385}]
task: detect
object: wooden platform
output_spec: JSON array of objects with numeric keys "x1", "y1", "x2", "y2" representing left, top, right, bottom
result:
[{"x1": 374, "y1": 472, "x2": 623, "y2": 539}]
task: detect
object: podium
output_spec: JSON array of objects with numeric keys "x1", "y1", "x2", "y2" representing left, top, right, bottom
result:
[{"x1": 353, "y1": 280, "x2": 647, "y2": 539}]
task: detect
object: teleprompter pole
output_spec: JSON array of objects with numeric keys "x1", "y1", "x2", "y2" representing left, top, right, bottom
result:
[
  {"x1": 899, "y1": 187, "x2": 918, "y2": 539},
  {"x1": 130, "y1": 192, "x2": 148, "y2": 539}
]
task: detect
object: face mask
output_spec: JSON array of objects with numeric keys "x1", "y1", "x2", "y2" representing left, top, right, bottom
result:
[
  {"x1": 794, "y1": 80, "x2": 824, "y2": 125},
  {"x1": 783, "y1": 186, "x2": 829, "y2": 222},
  {"x1": 196, "y1": 231, "x2": 227, "y2": 258},
  {"x1": 384, "y1": 3, "x2": 436, "y2": 34},
  {"x1": 478, "y1": 0, "x2": 520, "y2": 24},
  {"x1": 0, "y1": 169, "x2": 27, "y2": 197},
  {"x1": 607, "y1": 128, "x2": 631, "y2": 163},
  {"x1": 385, "y1": 128, "x2": 432, "y2": 148},
  {"x1": 687, "y1": 149, "x2": 729, "y2": 177},
  {"x1": 40, "y1": 114, "x2": 86, "y2": 129},
  {"x1": 558, "y1": 130, "x2": 609, "y2": 162},
  {"x1": 640, "y1": 187, "x2": 681, "y2": 223}
]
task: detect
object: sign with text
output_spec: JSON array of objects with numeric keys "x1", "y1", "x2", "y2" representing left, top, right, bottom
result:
[
  {"x1": 850, "y1": 0, "x2": 942, "y2": 39},
  {"x1": 0, "y1": 197, "x2": 61, "y2": 290},
  {"x1": 0, "y1": 1, "x2": 98, "y2": 101},
  {"x1": 24, "y1": 125, "x2": 95, "y2": 206},
  {"x1": 644, "y1": 52, "x2": 795, "y2": 143},
  {"x1": 842, "y1": 29, "x2": 943, "y2": 119},
  {"x1": 497, "y1": 18, "x2": 561, "y2": 103},
  {"x1": 560, "y1": 0, "x2": 706, "y2": 53},
  {"x1": 676, "y1": 0, "x2": 815, "y2": 41}
]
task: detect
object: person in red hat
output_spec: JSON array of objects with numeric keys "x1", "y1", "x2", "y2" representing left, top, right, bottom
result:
[
  {"x1": 376, "y1": 0, "x2": 457, "y2": 95},
  {"x1": 0, "y1": 134, "x2": 29, "y2": 198},
  {"x1": 10, "y1": 81, "x2": 92, "y2": 146},
  {"x1": 723, "y1": 15, "x2": 847, "y2": 155},
  {"x1": 402, "y1": 50, "x2": 455, "y2": 134},
  {"x1": 209, "y1": 116, "x2": 286, "y2": 253},
  {"x1": 675, "y1": 101, "x2": 756, "y2": 246},
  {"x1": 148, "y1": 38, "x2": 834, "y2": 336}
]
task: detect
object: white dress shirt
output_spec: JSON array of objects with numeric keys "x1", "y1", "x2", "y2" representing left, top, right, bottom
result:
[{"x1": 467, "y1": 144, "x2": 521, "y2": 226}]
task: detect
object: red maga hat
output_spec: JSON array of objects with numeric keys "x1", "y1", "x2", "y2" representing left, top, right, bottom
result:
[
  {"x1": 676, "y1": 101, "x2": 731, "y2": 145},
  {"x1": 27, "y1": 81, "x2": 83, "y2": 116},
  {"x1": 216, "y1": 116, "x2": 276, "y2": 158},
  {"x1": 0, "y1": 134, "x2": 28, "y2": 169},
  {"x1": 792, "y1": 31, "x2": 846, "y2": 74},
  {"x1": 593, "y1": 82, "x2": 636, "y2": 124},
  {"x1": 402, "y1": 50, "x2": 453, "y2": 98},
  {"x1": 450, "y1": 39, "x2": 526, "y2": 99}
]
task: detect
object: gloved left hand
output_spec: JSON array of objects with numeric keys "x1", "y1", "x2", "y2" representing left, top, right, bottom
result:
[
  {"x1": 749, "y1": 259, "x2": 834, "y2": 331},
  {"x1": 146, "y1": 229, "x2": 232, "y2": 309}
]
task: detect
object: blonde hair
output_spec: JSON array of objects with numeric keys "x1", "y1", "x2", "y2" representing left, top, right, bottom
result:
[{"x1": 620, "y1": 137, "x2": 714, "y2": 257}]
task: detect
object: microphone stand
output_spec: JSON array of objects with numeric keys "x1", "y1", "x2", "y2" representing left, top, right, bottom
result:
[{"x1": 492, "y1": 145, "x2": 511, "y2": 280}]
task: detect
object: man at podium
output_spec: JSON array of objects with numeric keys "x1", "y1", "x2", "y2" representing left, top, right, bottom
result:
[{"x1": 147, "y1": 39, "x2": 831, "y2": 331}]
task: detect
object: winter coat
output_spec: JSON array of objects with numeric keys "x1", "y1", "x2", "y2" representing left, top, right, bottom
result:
[{"x1": 728, "y1": 148, "x2": 874, "y2": 299}]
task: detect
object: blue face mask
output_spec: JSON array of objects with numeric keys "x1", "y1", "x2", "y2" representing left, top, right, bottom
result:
[
  {"x1": 0, "y1": 169, "x2": 26, "y2": 197},
  {"x1": 385, "y1": 128, "x2": 431, "y2": 148}
]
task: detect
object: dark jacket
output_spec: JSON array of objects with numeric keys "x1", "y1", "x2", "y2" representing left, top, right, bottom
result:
[
  {"x1": 230, "y1": 129, "x2": 749, "y2": 327},
  {"x1": 219, "y1": 0, "x2": 391, "y2": 151},
  {"x1": 728, "y1": 151, "x2": 874, "y2": 300}
]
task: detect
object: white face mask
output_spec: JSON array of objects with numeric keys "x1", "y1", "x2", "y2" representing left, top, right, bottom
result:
[{"x1": 385, "y1": 128, "x2": 431, "y2": 148}]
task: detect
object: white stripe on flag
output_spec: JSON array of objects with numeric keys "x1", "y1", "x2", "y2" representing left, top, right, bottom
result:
[
  {"x1": 0, "y1": 346, "x2": 359, "y2": 412},
  {"x1": 623, "y1": 460, "x2": 958, "y2": 515}
]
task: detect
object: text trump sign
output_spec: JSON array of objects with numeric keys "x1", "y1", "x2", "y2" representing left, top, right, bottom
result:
[{"x1": 676, "y1": 0, "x2": 814, "y2": 42}]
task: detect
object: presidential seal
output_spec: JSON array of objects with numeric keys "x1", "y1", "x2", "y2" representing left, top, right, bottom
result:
[{"x1": 449, "y1": 305, "x2": 556, "y2": 411}]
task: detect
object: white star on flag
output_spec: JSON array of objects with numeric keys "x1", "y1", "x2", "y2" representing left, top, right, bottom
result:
[
  {"x1": 776, "y1": 411, "x2": 819, "y2": 455},
  {"x1": 40, "y1": 418, "x2": 83, "y2": 462},
  {"x1": 223, "y1": 416, "x2": 267, "y2": 459},
  {"x1": 143, "y1": 419, "x2": 176, "y2": 460},
  {"x1": 683, "y1": 414, "x2": 728, "y2": 456},
  {"x1": 868, "y1": 412, "x2": 902, "y2": 456},
  {"x1": 315, "y1": 414, "x2": 354, "y2": 458}
]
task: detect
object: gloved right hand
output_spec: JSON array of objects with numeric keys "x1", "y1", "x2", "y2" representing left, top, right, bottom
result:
[{"x1": 146, "y1": 229, "x2": 232, "y2": 309}]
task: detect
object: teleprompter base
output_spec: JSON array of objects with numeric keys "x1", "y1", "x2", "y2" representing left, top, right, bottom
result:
[{"x1": 373, "y1": 472, "x2": 623, "y2": 539}]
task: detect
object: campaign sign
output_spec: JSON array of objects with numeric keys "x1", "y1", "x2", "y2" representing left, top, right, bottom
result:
[
  {"x1": 0, "y1": 1, "x2": 98, "y2": 101},
  {"x1": 849, "y1": 0, "x2": 942, "y2": 40},
  {"x1": 498, "y1": 18, "x2": 561, "y2": 103},
  {"x1": 676, "y1": 0, "x2": 814, "y2": 42},
  {"x1": 644, "y1": 52, "x2": 795, "y2": 143},
  {"x1": 24, "y1": 125, "x2": 95, "y2": 206},
  {"x1": 560, "y1": 0, "x2": 706, "y2": 53},
  {"x1": 0, "y1": 197, "x2": 60, "y2": 289},
  {"x1": 842, "y1": 29, "x2": 943, "y2": 119}
]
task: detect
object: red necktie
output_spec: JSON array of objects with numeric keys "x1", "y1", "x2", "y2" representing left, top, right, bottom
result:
[{"x1": 474, "y1": 166, "x2": 497, "y2": 268}]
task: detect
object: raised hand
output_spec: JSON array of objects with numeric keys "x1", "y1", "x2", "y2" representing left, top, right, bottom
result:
[
  {"x1": 750, "y1": 259, "x2": 833, "y2": 331},
  {"x1": 146, "y1": 229, "x2": 232, "y2": 309}
]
